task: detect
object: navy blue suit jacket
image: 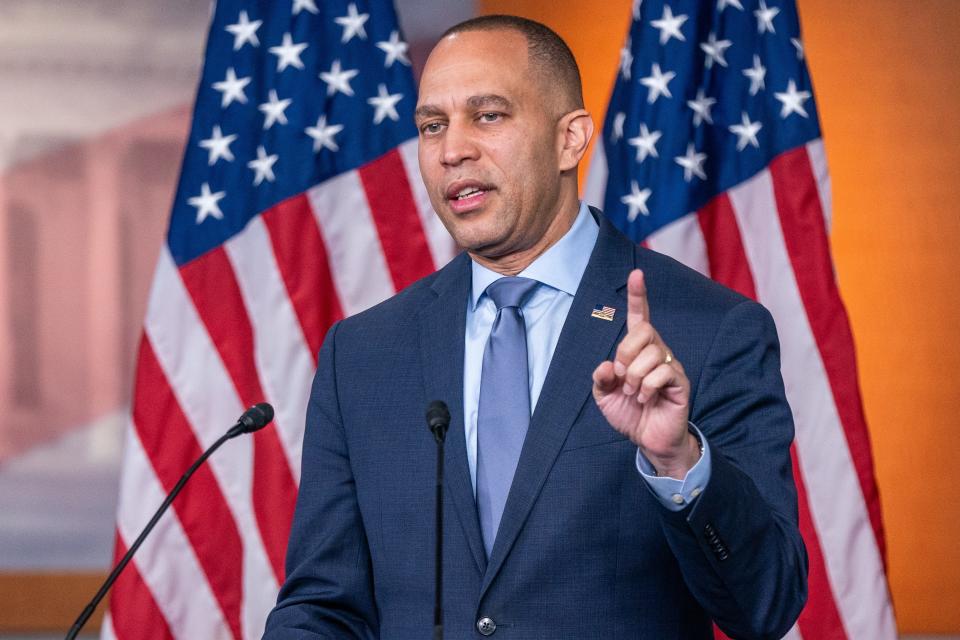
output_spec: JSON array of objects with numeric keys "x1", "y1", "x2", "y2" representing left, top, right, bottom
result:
[{"x1": 264, "y1": 214, "x2": 807, "y2": 639}]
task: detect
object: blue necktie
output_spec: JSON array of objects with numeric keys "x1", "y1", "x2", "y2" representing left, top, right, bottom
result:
[{"x1": 476, "y1": 276, "x2": 539, "y2": 557}]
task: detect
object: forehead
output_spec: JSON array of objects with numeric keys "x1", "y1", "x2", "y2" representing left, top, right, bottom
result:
[{"x1": 417, "y1": 29, "x2": 533, "y2": 108}]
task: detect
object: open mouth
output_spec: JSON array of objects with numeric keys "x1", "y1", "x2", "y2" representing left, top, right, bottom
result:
[
  {"x1": 453, "y1": 186, "x2": 485, "y2": 200},
  {"x1": 445, "y1": 181, "x2": 495, "y2": 212}
]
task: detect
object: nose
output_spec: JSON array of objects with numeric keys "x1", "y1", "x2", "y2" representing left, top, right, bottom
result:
[{"x1": 440, "y1": 121, "x2": 480, "y2": 167}]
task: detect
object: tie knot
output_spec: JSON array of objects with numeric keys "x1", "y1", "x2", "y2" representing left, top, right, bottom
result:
[{"x1": 485, "y1": 277, "x2": 539, "y2": 310}]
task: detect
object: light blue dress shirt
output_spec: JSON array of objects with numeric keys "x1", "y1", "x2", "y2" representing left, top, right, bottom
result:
[{"x1": 463, "y1": 202, "x2": 711, "y2": 511}]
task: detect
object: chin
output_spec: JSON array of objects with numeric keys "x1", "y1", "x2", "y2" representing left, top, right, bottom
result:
[{"x1": 442, "y1": 216, "x2": 501, "y2": 250}]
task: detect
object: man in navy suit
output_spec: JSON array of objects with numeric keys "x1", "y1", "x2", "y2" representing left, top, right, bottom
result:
[{"x1": 265, "y1": 15, "x2": 806, "y2": 639}]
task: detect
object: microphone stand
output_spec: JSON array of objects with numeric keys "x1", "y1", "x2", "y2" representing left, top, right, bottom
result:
[
  {"x1": 426, "y1": 402, "x2": 450, "y2": 640},
  {"x1": 65, "y1": 404, "x2": 273, "y2": 640}
]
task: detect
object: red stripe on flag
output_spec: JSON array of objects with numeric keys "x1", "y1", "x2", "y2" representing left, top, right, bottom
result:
[
  {"x1": 792, "y1": 446, "x2": 849, "y2": 640},
  {"x1": 768, "y1": 147, "x2": 887, "y2": 564},
  {"x1": 179, "y1": 248, "x2": 296, "y2": 582},
  {"x1": 358, "y1": 148, "x2": 436, "y2": 290},
  {"x1": 131, "y1": 336, "x2": 245, "y2": 639},
  {"x1": 262, "y1": 194, "x2": 343, "y2": 361},
  {"x1": 697, "y1": 210, "x2": 847, "y2": 640},
  {"x1": 108, "y1": 531, "x2": 175, "y2": 640},
  {"x1": 697, "y1": 194, "x2": 758, "y2": 300}
]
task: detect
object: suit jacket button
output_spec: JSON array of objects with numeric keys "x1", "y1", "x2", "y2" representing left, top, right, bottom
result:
[{"x1": 477, "y1": 617, "x2": 497, "y2": 636}]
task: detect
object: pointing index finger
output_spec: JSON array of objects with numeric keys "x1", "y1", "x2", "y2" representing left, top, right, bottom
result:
[{"x1": 627, "y1": 269, "x2": 649, "y2": 330}]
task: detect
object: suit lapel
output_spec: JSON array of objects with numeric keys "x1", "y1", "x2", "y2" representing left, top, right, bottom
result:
[
  {"x1": 481, "y1": 215, "x2": 635, "y2": 596},
  {"x1": 418, "y1": 252, "x2": 487, "y2": 574}
]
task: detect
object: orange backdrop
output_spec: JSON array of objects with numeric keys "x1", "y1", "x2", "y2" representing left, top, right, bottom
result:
[{"x1": 479, "y1": 0, "x2": 960, "y2": 633}]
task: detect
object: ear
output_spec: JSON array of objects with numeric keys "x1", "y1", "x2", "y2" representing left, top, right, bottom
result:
[{"x1": 557, "y1": 109, "x2": 594, "y2": 172}]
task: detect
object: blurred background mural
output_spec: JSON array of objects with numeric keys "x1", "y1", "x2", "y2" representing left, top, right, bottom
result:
[{"x1": 1, "y1": 0, "x2": 958, "y2": 636}]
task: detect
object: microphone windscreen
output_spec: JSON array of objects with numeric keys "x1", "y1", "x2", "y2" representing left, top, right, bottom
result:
[
  {"x1": 426, "y1": 400, "x2": 451, "y2": 432},
  {"x1": 239, "y1": 403, "x2": 275, "y2": 433}
]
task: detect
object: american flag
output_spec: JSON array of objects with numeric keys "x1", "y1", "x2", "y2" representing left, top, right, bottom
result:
[
  {"x1": 584, "y1": 1, "x2": 896, "y2": 638},
  {"x1": 104, "y1": 1, "x2": 454, "y2": 638}
]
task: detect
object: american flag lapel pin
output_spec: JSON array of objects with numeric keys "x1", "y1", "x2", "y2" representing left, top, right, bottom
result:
[{"x1": 591, "y1": 304, "x2": 616, "y2": 321}]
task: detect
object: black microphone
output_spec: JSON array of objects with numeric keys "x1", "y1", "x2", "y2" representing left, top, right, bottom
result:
[
  {"x1": 426, "y1": 400, "x2": 450, "y2": 444},
  {"x1": 65, "y1": 403, "x2": 276, "y2": 640},
  {"x1": 227, "y1": 402, "x2": 275, "y2": 438},
  {"x1": 425, "y1": 400, "x2": 450, "y2": 640}
]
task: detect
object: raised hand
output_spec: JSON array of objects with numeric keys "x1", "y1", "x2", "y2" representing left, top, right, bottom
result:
[{"x1": 592, "y1": 269, "x2": 700, "y2": 478}]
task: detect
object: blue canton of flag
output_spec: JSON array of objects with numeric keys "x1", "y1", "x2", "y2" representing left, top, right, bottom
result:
[
  {"x1": 595, "y1": 0, "x2": 819, "y2": 240},
  {"x1": 170, "y1": 0, "x2": 416, "y2": 265}
]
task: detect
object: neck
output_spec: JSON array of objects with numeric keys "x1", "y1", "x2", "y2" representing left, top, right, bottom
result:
[{"x1": 469, "y1": 190, "x2": 581, "y2": 277}]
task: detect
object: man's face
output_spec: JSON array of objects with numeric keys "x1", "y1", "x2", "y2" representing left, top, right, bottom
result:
[{"x1": 415, "y1": 29, "x2": 565, "y2": 259}]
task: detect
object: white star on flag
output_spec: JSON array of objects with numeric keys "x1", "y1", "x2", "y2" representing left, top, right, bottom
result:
[
  {"x1": 188, "y1": 182, "x2": 226, "y2": 224},
  {"x1": 792, "y1": 37, "x2": 805, "y2": 60},
  {"x1": 640, "y1": 63, "x2": 676, "y2": 104},
  {"x1": 259, "y1": 89, "x2": 292, "y2": 129},
  {"x1": 376, "y1": 31, "x2": 410, "y2": 67},
  {"x1": 687, "y1": 89, "x2": 717, "y2": 127},
  {"x1": 729, "y1": 111, "x2": 763, "y2": 150},
  {"x1": 305, "y1": 115, "x2": 344, "y2": 152},
  {"x1": 335, "y1": 3, "x2": 370, "y2": 43},
  {"x1": 292, "y1": 0, "x2": 319, "y2": 15},
  {"x1": 775, "y1": 79, "x2": 811, "y2": 118},
  {"x1": 319, "y1": 59, "x2": 359, "y2": 97},
  {"x1": 621, "y1": 181, "x2": 652, "y2": 221},
  {"x1": 650, "y1": 5, "x2": 688, "y2": 45},
  {"x1": 755, "y1": 0, "x2": 780, "y2": 34},
  {"x1": 619, "y1": 37, "x2": 633, "y2": 80},
  {"x1": 627, "y1": 123, "x2": 661, "y2": 163},
  {"x1": 225, "y1": 11, "x2": 261, "y2": 51},
  {"x1": 674, "y1": 142, "x2": 707, "y2": 182},
  {"x1": 198, "y1": 125, "x2": 237, "y2": 165},
  {"x1": 611, "y1": 112, "x2": 626, "y2": 142},
  {"x1": 247, "y1": 145, "x2": 278, "y2": 185},
  {"x1": 212, "y1": 67, "x2": 251, "y2": 108},
  {"x1": 367, "y1": 84, "x2": 403, "y2": 124},
  {"x1": 701, "y1": 32, "x2": 732, "y2": 69},
  {"x1": 717, "y1": 0, "x2": 744, "y2": 10},
  {"x1": 743, "y1": 54, "x2": 767, "y2": 95},
  {"x1": 269, "y1": 32, "x2": 307, "y2": 72}
]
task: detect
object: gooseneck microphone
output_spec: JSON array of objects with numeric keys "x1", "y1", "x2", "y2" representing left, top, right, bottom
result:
[
  {"x1": 425, "y1": 400, "x2": 451, "y2": 640},
  {"x1": 65, "y1": 403, "x2": 275, "y2": 640}
]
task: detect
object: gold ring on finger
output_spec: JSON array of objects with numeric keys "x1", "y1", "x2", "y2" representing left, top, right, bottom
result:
[{"x1": 663, "y1": 351, "x2": 673, "y2": 365}]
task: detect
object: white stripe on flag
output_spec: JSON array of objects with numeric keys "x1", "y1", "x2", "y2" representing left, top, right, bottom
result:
[
  {"x1": 728, "y1": 168, "x2": 897, "y2": 639},
  {"x1": 397, "y1": 138, "x2": 458, "y2": 270},
  {"x1": 115, "y1": 421, "x2": 231, "y2": 639},
  {"x1": 307, "y1": 170, "x2": 395, "y2": 316},
  {"x1": 645, "y1": 213, "x2": 711, "y2": 278},
  {"x1": 100, "y1": 612, "x2": 117, "y2": 640},
  {"x1": 782, "y1": 623, "x2": 803, "y2": 640},
  {"x1": 225, "y1": 216, "x2": 316, "y2": 483},
  {"x1": 144, "y1": 247, "x2": 280, "y2": 638},
  {"x1": 806, "y1": 139, "x2": 833, "y2": 232}
]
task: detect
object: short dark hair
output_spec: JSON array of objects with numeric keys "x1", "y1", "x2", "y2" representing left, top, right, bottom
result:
[{"x1": 441, "y1": 15, "x2": 584, "y2": 111}]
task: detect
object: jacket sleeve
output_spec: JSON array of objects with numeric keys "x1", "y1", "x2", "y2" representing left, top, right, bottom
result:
[
  {"x1": 263, "y1": 322, "x2": 379, "y2": 639},
  {"x1": 659, "y1": 300, "x2": 808, "y2": 640}
]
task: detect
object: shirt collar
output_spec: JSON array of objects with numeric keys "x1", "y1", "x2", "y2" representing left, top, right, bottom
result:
[{"x1": 470, "y1": 201, "x2": 599, "y2": 310}]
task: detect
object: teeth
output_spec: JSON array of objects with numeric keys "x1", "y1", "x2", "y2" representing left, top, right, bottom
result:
[{"x1": 456, "y1": 187, "x2": 481, "y2": 199}]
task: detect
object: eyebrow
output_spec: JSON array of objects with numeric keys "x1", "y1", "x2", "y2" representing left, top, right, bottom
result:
[
  {"x1": 414, "y1": 94, "x2": 514, "y2": 121},
  {"x1": 466, "y1": 94, "x2": 513, "y2": 110}
]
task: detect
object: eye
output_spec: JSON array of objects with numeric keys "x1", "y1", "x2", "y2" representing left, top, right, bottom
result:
[
  {"x1": 478, "y1": 112, "x2": 502, "y2": 123},
  {"x1": 420, "y1": 122, "x2": 445, "y2": 136}
]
